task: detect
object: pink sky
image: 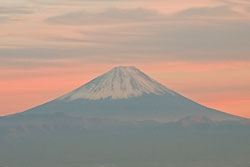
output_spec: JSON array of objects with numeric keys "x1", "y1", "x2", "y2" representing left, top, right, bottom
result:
[
  {"x1": 0, "y1": 0, "x2": 250, "y2": 118},
  {"x1": 1, "y1": 61, "x2": 249, "y2": 118}
]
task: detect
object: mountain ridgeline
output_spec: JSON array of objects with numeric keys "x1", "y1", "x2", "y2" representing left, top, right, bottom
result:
[
  {"x1": 8, "y1": 66, "x2": 243, "y2": 122},
  {"x1": 0, "y1": 66, "x2": 249, "y2": 167}
]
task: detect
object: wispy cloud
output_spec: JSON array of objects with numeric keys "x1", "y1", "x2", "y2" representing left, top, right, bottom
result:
[
  {"x1": 0, "y1": 6, "x2": 34, "y2": 24},
  {"x1": 1, "y1": 4, "x2": 249, "y2": 70},
  {"x1": 46, "y1": 8, "x2": 162, "y2": 25},
  {"x1": 46, "y1": 6, "x2": 241, "y2": 26},
  {"x1": 174, "y1": 6, "x2": 239, "y2": 18},
  {"x1": 1, "y1": 18, "x2": 250, "y2": 70},
  {"x1": 0, "y1": 6, "x2": 33, "y2": 15},
  {"x1": 246, "y1": 6, "x2": 250, "y2": 12},
  {"x1": 218, "y1": 0, "x2": 250, "y2": 5},
  {"x1": 0, "y1": 16, "x2": 8, "y2": 23}
]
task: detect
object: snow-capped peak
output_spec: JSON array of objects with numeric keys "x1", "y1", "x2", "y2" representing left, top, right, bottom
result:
[{"x1": 59, "y1": 66, "x2": 176, "y2": 101}]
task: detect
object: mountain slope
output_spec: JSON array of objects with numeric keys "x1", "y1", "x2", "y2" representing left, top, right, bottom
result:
[
  {"x1": 58, "y1": 66, "x2": 176, "y2": 100},
  {"x1": 7, "y1": 66, "x2": 241, "y2": 123}
]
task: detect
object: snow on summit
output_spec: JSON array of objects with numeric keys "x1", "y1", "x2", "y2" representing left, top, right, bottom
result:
[{"x1": 59, "y1": 66, "x2": 176, "y2": 101}]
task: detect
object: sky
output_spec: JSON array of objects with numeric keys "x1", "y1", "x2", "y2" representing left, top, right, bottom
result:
[{"x1": 0, "y1": 0, "x2": 250, "y2": 118}]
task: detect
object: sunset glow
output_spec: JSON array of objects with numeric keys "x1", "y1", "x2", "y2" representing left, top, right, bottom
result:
[{"x1": 0, "y1": 0, "x2": 250, "y2": 118}]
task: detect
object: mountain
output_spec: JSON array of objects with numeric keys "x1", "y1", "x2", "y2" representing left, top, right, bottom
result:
[
  {"x1": 59, "y1": 66, "x2": 175, "y2": 100},
  {"x1": 10, "y1": 66, "x2": 241, "y2": 123},
  {"x1": 0, "y1": 66, "x2": 249, "y2": 167}
]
